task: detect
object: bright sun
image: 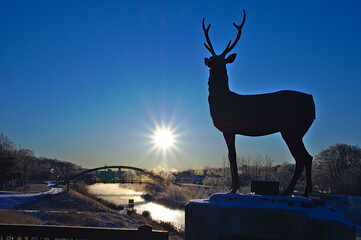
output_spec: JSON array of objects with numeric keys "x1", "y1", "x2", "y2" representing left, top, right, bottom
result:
[{"x1": 154, "y1": 129, "x2": 174, "y2": 149}]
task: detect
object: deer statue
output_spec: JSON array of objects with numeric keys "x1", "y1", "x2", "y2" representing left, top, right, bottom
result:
[{"x1": 203, "y1": 10, "x2": 315, "y2": 197}]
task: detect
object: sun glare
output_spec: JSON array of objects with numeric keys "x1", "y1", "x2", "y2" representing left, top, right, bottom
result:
[
  {"x1": 142, "y1": 116, "x2": 183, "y2": 168},
  {"x1": 154, "y1": 129, "x2": 174, "y2": 149}
]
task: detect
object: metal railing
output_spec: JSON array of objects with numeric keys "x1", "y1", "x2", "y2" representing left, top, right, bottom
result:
[{"x1": 0, "y1": 224, "x2": 168, "y2": 240}]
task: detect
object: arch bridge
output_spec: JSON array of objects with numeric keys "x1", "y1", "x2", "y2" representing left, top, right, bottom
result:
[{"x1": 71, "y1": 165, "x2": 164, "y2": 182}]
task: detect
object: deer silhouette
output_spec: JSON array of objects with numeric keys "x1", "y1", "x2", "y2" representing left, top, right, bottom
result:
[{"x1": 203, "y1": 10, "x2": 315, "y2": 197}]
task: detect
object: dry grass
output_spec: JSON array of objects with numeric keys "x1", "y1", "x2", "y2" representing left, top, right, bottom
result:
[
  {"x1": 46, "y1": 210, "x2": 122, "y2": 227},
  {"x1": 0, "y1": 210, "x2": 41, "y2": 224},
  {"x1": 13, "y1": 183, "x2": 51, "y2": 193},
  {"x1": 15, "y1": 191, "x2": 111, "y2": 212}
]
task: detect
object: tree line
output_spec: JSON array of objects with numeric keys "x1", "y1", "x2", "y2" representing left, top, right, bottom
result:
[
  {"x1": 0, "y1": 133, "x2": 82, "y2": 190},
  {"x1": 1, "y1": 132, "x2": 361, "y2": 196}
]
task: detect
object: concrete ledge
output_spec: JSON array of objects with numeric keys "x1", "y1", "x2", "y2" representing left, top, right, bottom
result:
[{"x1": 185, "y1": 193, "x2": 356, "y2": 240}]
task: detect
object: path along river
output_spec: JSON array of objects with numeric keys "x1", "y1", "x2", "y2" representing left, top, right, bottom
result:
[{"x1": 88, "y1": 183, "x2": 185, "y2": 230}]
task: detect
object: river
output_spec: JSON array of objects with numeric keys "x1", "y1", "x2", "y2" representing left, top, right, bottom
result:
[{"x1": 87, "y1": 183, "x2": 185, "y2": 230}]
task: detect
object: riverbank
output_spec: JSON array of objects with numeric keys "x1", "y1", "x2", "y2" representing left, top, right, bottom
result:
[
  {"x1": 141, "y1": 181, "x2": 229, "y2": 209},
  {"x1": 0, "y1": 184, "x2": 184, "y2": 240},
  {"x1": 87, "y1": 183, "x2": 186, "y2": 230}
]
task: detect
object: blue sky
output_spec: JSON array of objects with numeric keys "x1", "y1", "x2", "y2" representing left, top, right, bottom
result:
[{"x1": 1, "y1": 0, "x2": 360, "y2": 170}]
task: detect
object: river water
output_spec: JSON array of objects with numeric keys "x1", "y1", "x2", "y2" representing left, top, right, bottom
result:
[{"x1": 88, "y1": 183, "x2": 185, "y2": 230}]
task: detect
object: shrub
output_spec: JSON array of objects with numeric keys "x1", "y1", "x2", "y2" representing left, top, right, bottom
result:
[{"x1": 142, "y1": 210, "x2": 151, "y2": 218}]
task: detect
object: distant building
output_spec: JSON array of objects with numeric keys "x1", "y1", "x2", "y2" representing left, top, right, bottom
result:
[{"x1": 97, "y1": 169, "x2": 114, "y2": 182}]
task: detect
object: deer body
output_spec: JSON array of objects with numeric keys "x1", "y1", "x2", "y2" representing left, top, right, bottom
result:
[
  {"x1": 208, "y1": 89, "x2": 315, "y2": 136},
  {"x1": 203, "y1": 10, "x2": 315, "y2": 197}
]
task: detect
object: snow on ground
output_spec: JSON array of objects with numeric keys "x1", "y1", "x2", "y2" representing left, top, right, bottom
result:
[
  {"x1": 204, "y1": 193, "x2": 355, "y2": 228},
  {"x1": 311, "y1": 193, "x2": 361, "y2": 228},
  {"x1": 0, "y1": 182, "x2": 63, "y2": 208}
]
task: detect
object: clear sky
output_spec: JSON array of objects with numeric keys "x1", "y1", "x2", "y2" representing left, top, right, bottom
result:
[{"x1": 1, "y1": 0, "x2": 360, "y2": 170}]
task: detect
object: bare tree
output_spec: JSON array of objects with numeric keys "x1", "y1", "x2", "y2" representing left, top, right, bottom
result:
[
  {"x1": 16, "y1": 148, "x2": 34, "y2": 186},
  {"x1": 0, "y1": 133, "x2": 16, "y2": 189},
  {"x1": 314, "y1": 143, "x2": 361, "y2": 195},
  {"x1": 238, "y1": 155, "x2": 250, "y2": 175},
  {"x1": 264, "y1": 154, "x2": 275, "y2": 180}
]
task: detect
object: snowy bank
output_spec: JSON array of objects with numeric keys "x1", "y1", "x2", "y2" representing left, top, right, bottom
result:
[{"x1": 0, "y1": 182, "x2": 63, "y2": 208}]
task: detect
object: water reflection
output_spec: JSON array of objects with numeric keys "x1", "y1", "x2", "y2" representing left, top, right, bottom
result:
[{"x1": 88, "y1": 183, "x2": 185, "y2": 230}]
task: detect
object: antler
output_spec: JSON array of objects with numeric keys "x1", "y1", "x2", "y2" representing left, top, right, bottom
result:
[
  {"x1": 202, "y1": 18, "x2": 216, "y2": 56},
  {"x1": 221, "y1": 9, "x2": 246, "y2": 57}
]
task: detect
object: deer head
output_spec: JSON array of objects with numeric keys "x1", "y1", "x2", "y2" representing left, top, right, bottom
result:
[{"x1": 203, "y1": 10, "x2": 246, "y2": 70}]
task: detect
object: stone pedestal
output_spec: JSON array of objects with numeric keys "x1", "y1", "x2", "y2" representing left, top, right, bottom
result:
[{"x1": 185, "y1": 193, "x2": 355, "y2": 240}]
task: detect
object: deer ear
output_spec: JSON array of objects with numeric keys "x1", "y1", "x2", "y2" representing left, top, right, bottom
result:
[
  {"x1": 225, "y1": 53, "x2": 237, "y2": 64},
  {"x1": 204, "y1": 57, "x2": 209, "y2": 66}
]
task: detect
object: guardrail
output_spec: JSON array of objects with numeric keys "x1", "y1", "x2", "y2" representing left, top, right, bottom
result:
[{"x1": 0, "y1": 224, "x2": 168, "y2": 240}]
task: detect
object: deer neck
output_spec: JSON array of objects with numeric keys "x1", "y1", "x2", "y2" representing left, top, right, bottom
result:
[{"x1": 208, "y1": 67, "x2": 231, "y2": 97}]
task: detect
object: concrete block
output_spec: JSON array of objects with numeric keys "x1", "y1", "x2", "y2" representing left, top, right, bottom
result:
[{"x1": 185, "y1": 193, "x2": 356, "y2": 240}]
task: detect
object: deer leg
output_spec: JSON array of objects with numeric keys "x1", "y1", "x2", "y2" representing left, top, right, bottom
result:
[
  {"x1": 282, "y1": 160, "x2": 304, "y2": 196},
  {"x1": 223, "y1": 132, "x2": 239, "y2": 193},
  {"x1": 281, "y1": 133, "x2": 309, "y2": 196},
  {"x1": 302, "y1": 153, "x2": 313, "y2": 197}
]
